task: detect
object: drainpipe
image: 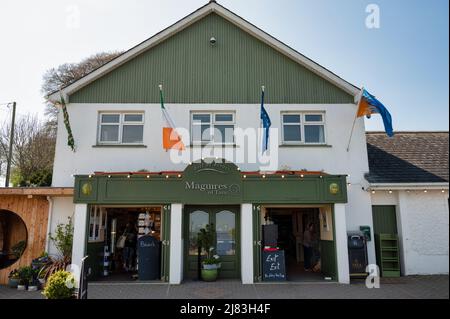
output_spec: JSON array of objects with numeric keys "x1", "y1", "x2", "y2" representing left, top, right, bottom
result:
[{"x1": 45, "y1": 196, "x2": 54, "y2": 253}]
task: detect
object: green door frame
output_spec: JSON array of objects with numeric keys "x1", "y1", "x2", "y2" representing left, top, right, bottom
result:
[
  {"x1": 183, "y1": 205, "x2": 241, "y2": 279},
  {"x1": 253, "y1": 204, "x2": 262, "y2": 282},
  {"x1": 252, "y1": 204, "x2": 339, "y2": 282},
  {"x1": 161, "y1": 204, "x2": 171, "y2": 282}
]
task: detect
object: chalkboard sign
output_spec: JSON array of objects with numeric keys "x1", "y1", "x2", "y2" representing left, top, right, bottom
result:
[
  {"x1": 262, "y1": 250, "x2": 286, "y2": 281},
  {"x1": 138, "y1": 235, "x2": 161, "y2": 280}
]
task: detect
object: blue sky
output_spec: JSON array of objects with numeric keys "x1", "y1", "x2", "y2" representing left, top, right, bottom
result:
[{"x1": 0, "y1": 0, "x2": 448, "y2": 131}]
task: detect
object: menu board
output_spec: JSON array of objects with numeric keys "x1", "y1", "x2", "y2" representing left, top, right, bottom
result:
[{"x1": 262, "y1": 250, "x2": 286, "y2": 281}]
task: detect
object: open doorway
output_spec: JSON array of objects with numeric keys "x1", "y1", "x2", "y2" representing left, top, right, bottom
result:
[
  {"x1": 86, "y1": 206, "x2": 164, "y2": 282},
  {"x1": 264, "y1": 206, "x2": 336, "y2": 282}
]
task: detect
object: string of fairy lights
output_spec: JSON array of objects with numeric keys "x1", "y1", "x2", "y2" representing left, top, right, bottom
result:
[{"x1": 72, "y1": 167, "x2": 448, "y2": 195}]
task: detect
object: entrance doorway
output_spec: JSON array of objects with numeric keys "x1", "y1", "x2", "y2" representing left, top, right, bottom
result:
[
  {"x1": 263, "y1": 206, "x2": 337, "y2": 282},
  {"x1": 184, "y1": 206, "x2": 240, "y2": 280},
  {"x1": 86, "y1": 206, "x2": 167, "y2": 282}
]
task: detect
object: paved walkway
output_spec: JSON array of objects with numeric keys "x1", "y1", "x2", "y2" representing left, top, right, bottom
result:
[{"x1": 0, "y1": 276, "x2": 448, "y2": 299}]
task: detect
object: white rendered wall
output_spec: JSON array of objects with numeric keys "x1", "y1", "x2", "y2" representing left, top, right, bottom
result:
[
  {"x1": 371, "y1": 190, "x2": 449, "y2": 275},
  {"x1": 47, "y1": 197, "x2": 75, "y2": 257},
  {"x1": 241, "y1": 203, "x2": 254, "y2": 284},
  {"x1": 169, "y1": 203, "x2": 183, "y2": 284},
  {"x1": 52, "y1": 102, "x2": 374, "y2": 279},
  {"x1": 52, "y1": 103, "x2": 369, "y2": 185}
]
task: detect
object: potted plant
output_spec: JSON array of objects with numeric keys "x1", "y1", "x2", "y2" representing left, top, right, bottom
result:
[
  {"x1": 8, "y1": 270, "x2": 20, "y2": 288},
  {"x1": 28, "y1": 268, "x2": 40, "y2": 291},
  {"x1": 197, "y1": 224, "x2": 221, "y2": 282},
  {"x1": 17, "y1": 266, "x2": 33, "y2": 290}
]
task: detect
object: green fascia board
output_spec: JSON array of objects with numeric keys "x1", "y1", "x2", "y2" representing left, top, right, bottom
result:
[
  {"x1": 74, "y1": 174, "x2": 347, "y2": 205},
  {"x1": 70, "y1": 13, "x2": 353, "y2": 104}
]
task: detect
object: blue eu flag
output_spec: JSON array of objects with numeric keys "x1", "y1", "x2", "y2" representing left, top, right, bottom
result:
[{"x1": 260, "y1": 87, "x2": 271, "y2": 153}]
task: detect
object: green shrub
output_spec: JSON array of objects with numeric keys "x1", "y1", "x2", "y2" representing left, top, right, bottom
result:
[
  {"x1": 17, "y1": 266, "x2": 34, "y2": 285},
  {"x1": 42, "y1": 271, "x2": 75, "y2": 299},
  {"x1": 49, "y1": 217, "x2": 73, "y2": 259}
]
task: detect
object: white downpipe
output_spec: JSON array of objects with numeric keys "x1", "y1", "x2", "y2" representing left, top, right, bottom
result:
[{"x1": 45, "y1": 196, "x2": 54, "y2": 252}]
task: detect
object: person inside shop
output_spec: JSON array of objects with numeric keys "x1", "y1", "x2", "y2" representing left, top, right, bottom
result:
[
  {"x1": 122, "y1": 222, "x2": 137, "y2": 272},
  {"x1": 303, "y1": 222, "x2": 316, "y2": 272}
]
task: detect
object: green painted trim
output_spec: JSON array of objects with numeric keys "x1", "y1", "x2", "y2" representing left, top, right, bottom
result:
[
  {"x1": 332, "y1": 205, "x2": 339, "y2": 282},
  {"x1": 252, "y1": 204, "x2": 262, "y2": 282},
  {"x1": 183, "y1": 205, "x2": 241, "y2": 279},
  {"x1": 162, "y1": 204, "x2": 171, "y2": 282},
  {"x1": 74, "y1": 161, "x2": 348, "y2": 205},
  {"x1": 92, "y1": 144, "x2": 148, "y2": 148}
]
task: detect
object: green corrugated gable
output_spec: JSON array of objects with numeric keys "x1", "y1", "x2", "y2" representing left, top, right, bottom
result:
[{"x1": 70, "y1": 13, "x2": 353, "y2": 104}]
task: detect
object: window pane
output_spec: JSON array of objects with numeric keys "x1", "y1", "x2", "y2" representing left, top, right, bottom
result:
[
  {"x1": 305, "y1": 125, "x2": 325, "y2": 143},
  {"x1": 215, "y1": 114, "x2": 233, "y2": 122},
  {"x1": 305, "y1": 114, "x2": 323, "y2": 122},
  {"x1": 192, "y1": 114, "x2": 211, "y2": 123},
  {"x1": 100, "y1": 125, "x2": 119, "y2": 142},
  {"x1": 189, "y1": 211, "x2": 209, "y2": 256},
  {"x1": 283, "y1": 114, "x2": 301, "y2": 123},
  {"x1": 216, "y1": 210, "x2": 236, "y2": 256},
  {"x1": 124, "y1": 114, "x2": 143, "y2": 122},
  {"x1": 283, "y1": 125, "x2": 301, "y2": 141},
  {"x1": 214, "y1": 125, "x2": 234, "y2": 143},
  {"x1": 101, "y1": 114, "x2": 120, "y2": 123},
  {"x1": 193, "y1": 124, "x2": 211, "y2": 142},
  {"x1": 122, "y1": 125, "x2": 143, "y2": 143}
]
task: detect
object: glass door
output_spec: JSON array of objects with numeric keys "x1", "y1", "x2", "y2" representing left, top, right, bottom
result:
[{"x1": 184, "y1": 206, "x2": 240, "y2": 279}]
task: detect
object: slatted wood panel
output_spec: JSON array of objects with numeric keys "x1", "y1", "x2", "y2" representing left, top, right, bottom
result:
[{"x1": 0, "y1": 195, "x2": 49, "y2": 285}]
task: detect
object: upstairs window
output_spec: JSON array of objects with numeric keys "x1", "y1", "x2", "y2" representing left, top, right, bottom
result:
[
  {"x1": 281, "y1": 112, "x2": 326, "y2": 144},
  {"x1": 191, "y1": 112, "x2": 235, "y2": 145},
  {"x1": 98, "y1": 112, "x2": 144, "y2": 144}
]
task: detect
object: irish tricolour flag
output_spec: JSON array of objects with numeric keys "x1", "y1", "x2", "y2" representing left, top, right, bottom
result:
[{"x1": 159, "y1": 85, "x2": 185, "y2": 151}]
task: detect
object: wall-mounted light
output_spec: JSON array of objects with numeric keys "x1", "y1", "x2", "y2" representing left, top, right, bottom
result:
[{"x1": 210, "y1": 36, "x2": 217, "y2": 45}]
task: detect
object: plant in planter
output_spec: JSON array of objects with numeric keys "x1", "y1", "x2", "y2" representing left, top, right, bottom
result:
[
  {"x1": 42, "y1": 270, "x2": 75, "y2": 299},
  {"x1": 17, "y1": 266, "x2": 33, "y2": 290},
  {"x1": 8, "y1": 270, "x2": 20, "y2": 288},
  {"x1": 197, "y1": 224, "x2": 221, "y2": 282},
  {"x1": 27, "y1": 268, "x2": 40, "y2": 291}
]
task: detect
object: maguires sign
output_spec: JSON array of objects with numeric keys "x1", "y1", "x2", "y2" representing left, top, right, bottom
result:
[{"x1": 182, "y1": 160, "x2": 242, "y2": 202}]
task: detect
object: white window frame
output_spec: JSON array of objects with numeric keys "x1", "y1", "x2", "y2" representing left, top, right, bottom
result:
[
  {"x1": 281, "y1": 112, "x2": 326, "y2": 145},
  {"x1": 98, "y1": 112, "x2": 145, "y2": 145},
  {"x1": 191, "y1": 111, "x2": 235, "y2": 146}
]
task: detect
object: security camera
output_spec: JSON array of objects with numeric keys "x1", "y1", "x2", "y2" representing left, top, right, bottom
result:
[{"x1": 210, "y1": 37, "x2": 217, "y2": 45}]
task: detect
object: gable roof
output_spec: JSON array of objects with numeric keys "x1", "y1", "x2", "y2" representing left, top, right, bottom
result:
[
  {"x1": 48, "y1": 1, "x2": 359, "y2": 102},
  {"x1": 366, "y1": 132, "x2": 449, "y2": 184}
]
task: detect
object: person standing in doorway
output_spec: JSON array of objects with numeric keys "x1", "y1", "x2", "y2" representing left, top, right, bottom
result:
[
  {"x1": 303, "y1": 222, "x2": 316, "y2": 271},
  {"x1": 122, "y1": 222, "x2": 137, "y2": 272}
]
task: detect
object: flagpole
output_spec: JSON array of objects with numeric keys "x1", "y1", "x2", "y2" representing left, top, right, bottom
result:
[
  {"x1": 346, "y1": 87, "x2": 364, "y2": 152},
  {"x1": 159, "y1": 84, "x2": 168, "y2": 152},
  {"x1": 261, "y1": 85, "x2": 265, "y2": 154}
]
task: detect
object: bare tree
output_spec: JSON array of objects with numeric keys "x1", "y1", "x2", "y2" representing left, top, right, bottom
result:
[
  {"x1": 0, "y1": 114, "x2": 56, "y2": 186},
  {"x1": 41, "y1": 51, "x2": 123, "y2": 128}
]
